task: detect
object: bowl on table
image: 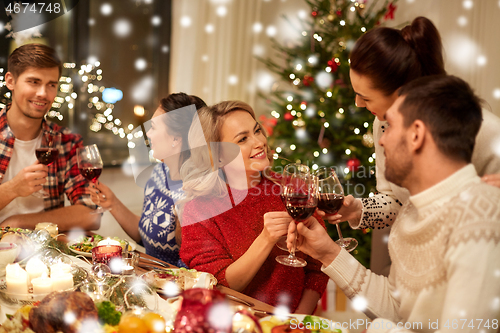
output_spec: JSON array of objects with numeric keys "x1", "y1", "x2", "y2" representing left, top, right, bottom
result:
[{"x1": 0, "y1": 243, "x2": 19, "y2": 276}]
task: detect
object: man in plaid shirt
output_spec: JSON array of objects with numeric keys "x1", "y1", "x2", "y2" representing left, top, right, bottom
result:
[{"x1": 0, "y1": 44, "x2": 100, "y2": 231}]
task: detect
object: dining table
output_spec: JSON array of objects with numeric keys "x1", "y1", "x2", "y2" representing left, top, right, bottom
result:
[
  {"x1": 134, "y1": 250, "x2": 277, "y2": 317},
  {"x1": 58, "y1": 233, "x2": 277, "y2": 318}
]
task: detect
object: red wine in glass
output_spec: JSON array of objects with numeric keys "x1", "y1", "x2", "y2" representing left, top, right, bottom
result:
[
  {"x1": 35, "y1": 148, "x2": 59, "y2": 165},
  {"x1": 315, "y1": 167, "x2": 357, "y2": 252},
  {"x1": 32, "y1": 132, "x2": 61, "y2": 198},
  {"x1": 79, "y1": 167, "x2": 102, "y2": 183},
  {"x1": 77, "y1": 144, "x2": 107, "y2": 214},
  {"x1": 285, "y1": 193, "x2": 316, "y2": 222},
  {"x1": 276, "y1": 172, "x2": 317, "y2": 268},
  {"x1": 317, "y1": 193, "x2": 344, "y2": 215}
]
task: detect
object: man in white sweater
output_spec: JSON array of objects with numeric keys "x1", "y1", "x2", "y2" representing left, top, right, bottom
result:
[{"x1": 292, "y1": 75, "x2": 500, "y2": 332}]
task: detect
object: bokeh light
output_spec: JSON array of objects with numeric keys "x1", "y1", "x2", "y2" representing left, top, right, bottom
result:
[
  {"x1": 228, "y1": 75, "x2": 238, "y2": 85},
  {"x1": 151, "y1": 16, "x2": 161, "y2": 26},
  {"x1": 100, "y1": 3, "x2": 113, "y2": 16},
  {"x1": 113, "y1": 19, "x2": 132, "y2": 38},
  {"x1": 205, "y1": 24, "x2": 214, "y2": 33},
  {"x1": 253, "y1": 22, "x2": 263, "y2": 33},
  {"x1": 266, "y1": 25, "x2": 277, "y2": 37},
  {"x1": 180, "y1": 16, "x2": 192, "y2": 27},
  {"x1": 462, "y1": 0, "x2": 473, "y2": 9},
  {"x1": 135, "y1": 58, "x2": 147, "y2": 71},
  {"x1": 493, "y1": 88, "x2": 500, "y2": 100},
  {"x1": 457, "y1": 16, "x2": 467, "y2": 26},
  {"x1": 216, "y1": 5, "x2": 228, "y2": 16}
]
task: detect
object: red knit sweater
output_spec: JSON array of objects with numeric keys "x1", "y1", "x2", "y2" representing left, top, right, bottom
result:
[{"x1": 180, "y1": 175, "x2": 329, "y2": 312}]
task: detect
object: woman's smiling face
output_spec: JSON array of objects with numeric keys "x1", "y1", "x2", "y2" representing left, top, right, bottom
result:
[{"x1": 219, "y1": 110, "x2": 269, "y2": 178}]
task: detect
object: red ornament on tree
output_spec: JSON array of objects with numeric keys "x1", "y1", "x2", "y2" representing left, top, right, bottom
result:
[
  {"x1": 336, "y1": 10, "x2": 342, "y2": 17},
  {"x1": 347, "y1": 157, "x2": 361, "y2": 172},
  {"x1": 384, "y1": 2, "x2": 397, "y2": 20},
  {"x1": 311, "y1": 11, "x2": 318, "y2": 17},
  {"x1": 284, "y1": 112, "x2": 294, "y2": 121},
  {"x1": 327, "y1": 58, "x2": 339, "y2": 73},
  {"x1": 303, "y1": 75, "x2": 314, "y2": 86}
]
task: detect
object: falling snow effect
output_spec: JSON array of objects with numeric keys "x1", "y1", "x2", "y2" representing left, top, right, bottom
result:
[{"x1": 114, "y1": 19, "x2": 133, "y2": 38}]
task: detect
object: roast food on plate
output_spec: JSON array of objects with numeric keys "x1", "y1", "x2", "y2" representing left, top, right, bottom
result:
[
  {"x1": 29, "y1": 291, "x2": 98, "y2": 333},
  {"x1": 260, "y1": 315, "x2": 345, "y2": 333}
]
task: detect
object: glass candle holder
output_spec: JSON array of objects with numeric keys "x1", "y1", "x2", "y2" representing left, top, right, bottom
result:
[{"x1": 92, "y1": 245, "x2": 122, "y2": 271}]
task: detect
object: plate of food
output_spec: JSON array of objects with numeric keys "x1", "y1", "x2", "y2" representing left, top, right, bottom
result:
[
  {"x1": 141, "y1": 267, "x2": 217, "y2": 296},
  {"x1": 259, "y1": 314, "x2": 348, "y2": 333},
  {"x1": 68, "y1": 235, "x2": 136, "y2": 258}
]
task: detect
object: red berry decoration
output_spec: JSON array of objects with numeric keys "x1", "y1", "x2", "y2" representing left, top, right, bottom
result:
[
  {"x1": 312, "y1": 11, "x2": 318, "y2": 17},
  {"x1": 347, "y1": 157, "x2": 361, "y2": 172}
]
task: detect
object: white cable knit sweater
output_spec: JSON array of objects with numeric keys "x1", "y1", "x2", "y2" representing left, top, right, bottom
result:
[{"x1": 323, "y1": 165, "x2": 500, "y2": 333}]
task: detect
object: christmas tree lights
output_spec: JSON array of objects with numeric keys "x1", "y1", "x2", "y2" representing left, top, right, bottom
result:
[{"x1": 259, "y1": 0, "x2": 398, "y2": 267}]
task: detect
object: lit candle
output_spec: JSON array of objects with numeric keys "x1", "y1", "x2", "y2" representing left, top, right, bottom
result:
[
  {"x1": 32, "y1": 272, "x2": 53, "y2": 294},
  {"x1": 97, "y1": 238, "x2": 121, "y2": 246},
  {"x1": 6, "y1": 263, "x2": 29, "y2": 294},
  {"x1": 51, "y1": 272, "x2": 74, "y2": 291},
  {"x1": 26, "y1": 257, "x2": 49, "y2": 284},
  {"x1": 50, "y1": 261, "x2": 72, "y2": 277}
]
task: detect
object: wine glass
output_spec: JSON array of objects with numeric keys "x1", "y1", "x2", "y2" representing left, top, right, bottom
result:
[
  {"x1": 32, "y1": 132, "x2": 61, "y2": 198},
  {"x1": 276, "y1": 163, "x2": 310, "y2": 251},
  {"x1": 315, "y1": 167, "x2": 358, "y2": 252},
  {"x1": 276, "y1": 171, "x2": 318, "y2": 267},
  {"x1": 76, "y1": 144, "x2": 107, "y2": 214}
]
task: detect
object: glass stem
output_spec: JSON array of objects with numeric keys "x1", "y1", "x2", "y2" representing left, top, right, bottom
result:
[
  {"x1": 336, "y1": 224, "x2": 345, "y2": 247},
  {"x1": 290, "y1": 230, "x2": 297, "y2": 257}
]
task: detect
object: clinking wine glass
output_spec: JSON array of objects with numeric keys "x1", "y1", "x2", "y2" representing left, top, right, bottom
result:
[
  {"x1": 76, "y1": 144, "x2": 108, "y2": 214},
  {"x1": 315, "y1": 167, "x2": 358, "y2": 252},
  {"x1": 276, "y1": 163, "x2": 310, "y2": 252},
  {"x1": 32, "y1": 132, "x2": 61, "y2": 198},
  {"x1": 276, "y1": 172, "x2": 318, "y2": 267}
]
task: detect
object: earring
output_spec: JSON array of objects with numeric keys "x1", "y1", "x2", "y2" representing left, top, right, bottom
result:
[{"x1": 172, "y1": 143, "x2": 176, "y2": 147}]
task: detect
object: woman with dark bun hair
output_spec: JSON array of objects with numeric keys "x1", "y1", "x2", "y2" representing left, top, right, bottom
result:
[
  {"x1": 323, "y1": 17, "x2": 500, "y2": 231},
  {"x1": 91, "y1": 93, "x2": 206, "y2": 267}
]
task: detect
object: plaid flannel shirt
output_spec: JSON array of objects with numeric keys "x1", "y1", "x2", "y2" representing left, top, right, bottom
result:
[{"x1": 0, "y1": 106, "x2": 96, "y2": 211}]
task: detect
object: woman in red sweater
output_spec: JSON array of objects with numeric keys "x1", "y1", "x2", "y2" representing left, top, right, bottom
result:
[{"x1": 179, "y1": 101, "x2": 328, "y2": 314}]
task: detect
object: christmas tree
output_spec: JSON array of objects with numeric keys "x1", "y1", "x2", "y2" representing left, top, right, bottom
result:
[{"x1": 259, "y1": 0, "x2": 398, "y2": 268}]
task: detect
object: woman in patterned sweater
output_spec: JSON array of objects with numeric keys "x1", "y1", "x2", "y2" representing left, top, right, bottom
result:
[{"x1": 91, "y1": 93, "x2": 206, "y2": 266}]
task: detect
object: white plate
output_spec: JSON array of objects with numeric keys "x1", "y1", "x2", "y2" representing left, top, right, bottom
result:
[
  {"x1": 141, "y1": 268, "x2": 217, "y2": 295},
  {"x1": 259, "y1": 314, "x2": 348, "y2": 333},
  {"x1": 68, "y1": 239, "x2": 136, "y2": 258}
]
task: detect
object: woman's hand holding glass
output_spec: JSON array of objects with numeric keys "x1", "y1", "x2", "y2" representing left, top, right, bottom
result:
[
  {"x1": 262, "y1": 211, "x2": 293, "y2": 244},
  {"x1": 317, "y1": 194, "x2": 363, "y2": 225},
  {"x1": 89, "y1": 181, "x2": 116, "y2": 210}
]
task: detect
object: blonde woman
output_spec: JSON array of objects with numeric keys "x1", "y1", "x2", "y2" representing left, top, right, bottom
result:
[{"x1": 179, "y1": 101, "x2": 328, "y2": 314}]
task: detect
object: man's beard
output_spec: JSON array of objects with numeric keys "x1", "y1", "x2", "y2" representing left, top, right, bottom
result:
[{"x1": 384, "y1": 138, "x2": 413, "y2": 188}]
